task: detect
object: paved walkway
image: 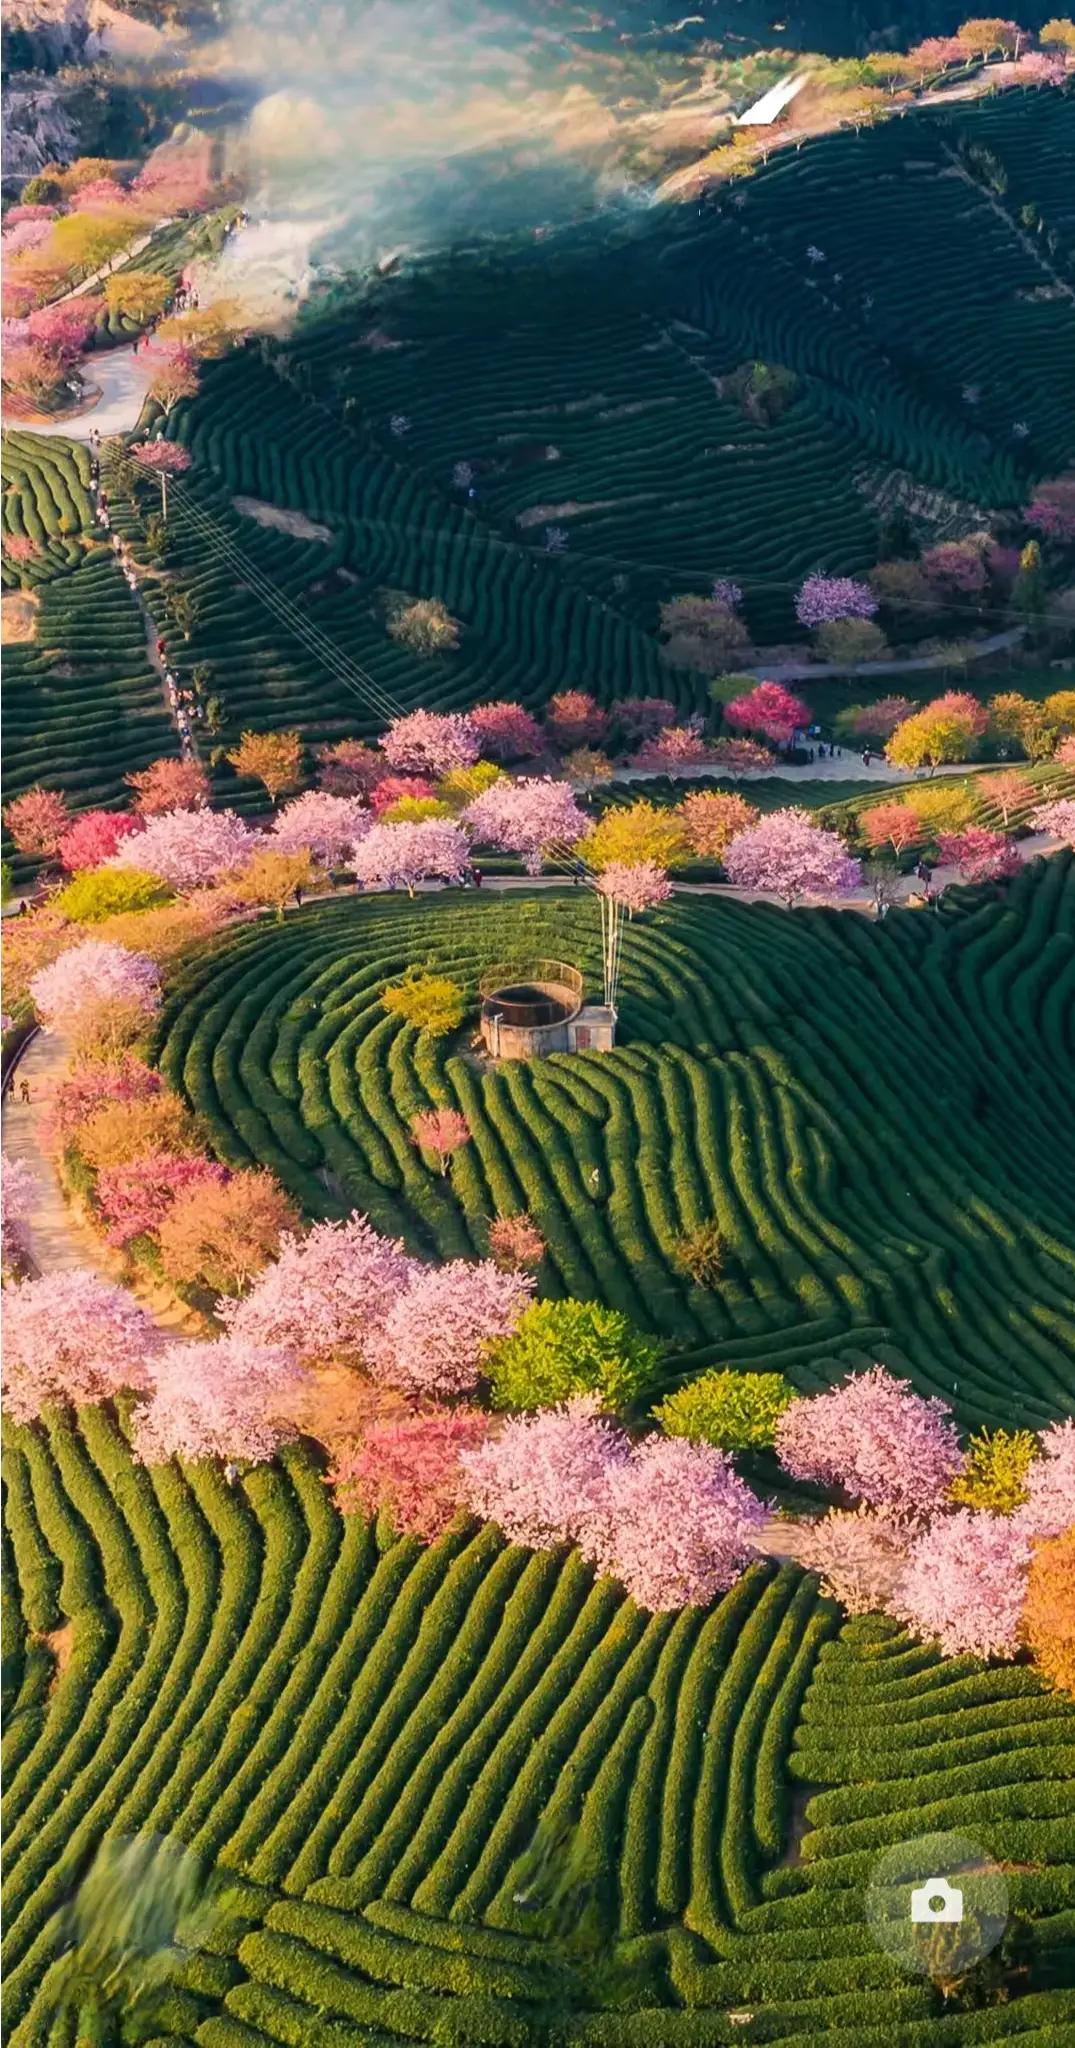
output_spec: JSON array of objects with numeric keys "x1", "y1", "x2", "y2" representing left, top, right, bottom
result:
[
  {"x1": 3, "y1": 1028, "x2": 200, "y2": 1336},
  {"x1": 19, "y1": 343, "x2": 155, "y2": 442},
  {"x1": 737, "y1": 626, "x2": 1025, "y2": 685}
]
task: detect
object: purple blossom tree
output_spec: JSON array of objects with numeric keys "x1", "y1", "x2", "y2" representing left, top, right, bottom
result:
[
  {"x1": 365, "y1": 1259, "x2": 535, "y2": 1396},
  {"x1": 774, "y1": 1365, "x2": 964, "y2": 1517},
  {"x1": 131, "y1": 1337, "x2": 302, "y2": 1465},
  {"x1": 111, "y1": 807, "x2": 255, "y2": 891},
  {"x1": 586, "y1": 1435, "x2": 767, "y2": 1610},
  {"x1": 796, "y1": 575, "x2": 878, "y2": 628},
  {"x1": 458, "y1": 1394, "x2": 628, "y2": 1550},
  {"x1": 270, "y1": 790, "x2": 372, "y2": 866},
  {"x1": 381, "y1": 710, "x2": 481, "y2": 777},
  {"x1": 223, "y1": 1212, "x2": 418, "y2": 1367},
  {"x1": 892, "y1": 1510, "x2": 1031, "y2": 1660},
  {"x1": 30, "y1": 940, "x2": 162, "y2": 1034},
  {"x1": 710, "y1": 578, "x2": 743, "y2": 610},
  {"x1": 2, "y1": 1270, "x2": 156, "y2": 1423},
  {"x1": 350, "y1": 817, "x2": 470, "y2": 895},
  {"x1": 462, "y1": 776, "x2": 589, "y2": 874},
  {"x1": 722, "y1": 808, "x2": 862, "y2": 905},
  {"x1": 1031, "y1": 798, "x2": 1075, "y2": 846}
]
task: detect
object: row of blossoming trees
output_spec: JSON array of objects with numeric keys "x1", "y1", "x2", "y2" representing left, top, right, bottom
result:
[{"x1": 1, "y1": 141, "x2": 229, "y2": 415}]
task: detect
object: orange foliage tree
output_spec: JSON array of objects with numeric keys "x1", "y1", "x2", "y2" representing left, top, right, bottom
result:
[
  {"x1": 1023, "y1": 1527, "x2": 1075, "y2": 1694},
  {"x1": 75, "y1": 1089, "x2": 205, "y2": 1171},
  {"x1": 157, "y1": 1170, "x2": 301, "y2": 1295}
]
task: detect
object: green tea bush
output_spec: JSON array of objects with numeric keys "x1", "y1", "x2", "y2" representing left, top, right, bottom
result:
[{"x1": 655, "y1": 1369, "x2": 795, "y2": 1450}]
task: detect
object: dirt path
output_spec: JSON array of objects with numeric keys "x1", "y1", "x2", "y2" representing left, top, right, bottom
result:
[{"x1": 737, "y1": 627, "x2": 1026, "y2": 684}]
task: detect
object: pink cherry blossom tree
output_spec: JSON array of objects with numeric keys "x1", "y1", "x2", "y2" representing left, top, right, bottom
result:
[
  {"x1": 410, "y1": 1106, "x2": 471, "y2": 1174},
  {"x1": 351, "y1": 818, "x2": 470, "y2": 895},
  {"x1": 723, "y1": 808, "x2": 862, "y2": 905},
  {"x1": 58, "y1": 809, "x2": 144, "y2": 872},
  {"x1": 95, "y1": 1151, "x2": 227, "y2": 1247},
  {"x1": 935, "y1": 826, "x2": 1021, "y2": 883},
  {"x1": 586, "y1": 1435, "x2": 768, "y2": 1610},
  {"x1": 1, "y1": 1153, "x2": 37, "y2": 1274},
  {"x1": 130, "y1": 1337, "x2": 302, "y2": 1465},
  {"x1": 131, "y1": 440, "x2": 192, "y2": 474},
  {"x1": 846, "y1": 697, "x2": 914, "y2": 741},
  {"x1": 223, "y1": 1211, "x2": 418, "y2": 1367},
  {"x1": 544, "y1": 691, "x2": 610, "y2": 752},
  {"x1": 595, "y1": 863, "x2": 672, "y2": 915},
  {"x1": 28, "y1": 300, "x2": 99, "y2": 357},
  {"x1": 774, "y1": 1365, "x2": 964, "y2": 1518},
  {"x1": 892, "y1": 1510, "x2": 1031, "y2": 1660},
  {"x1": 328, "y1": 1406, "x2": 492, "y2": 1541},
  {"x1": 488, "y1": 1213, "x2": 546, "y2": 1270},
  {"x1": 1031, "y1": 797, "x2": 1075, "y2": 845},
  {"x1": 2, "y1": 1269, "x2": 156, "y2": 1422},
  {"x1": 469, "y1": 701, "x2": 544, "y2": 762},
  {"x1": 365, "y1": 1260, "x2": 535, "y2": 1396},
  {"x1": 381, "y1": 710, "x2": 480, "y2": 776},
  {"x1": 270, "y1": 790, "x2": 371, "y2": 865},
  {"x1": 458, "y1": 1394, "x2": 629, "y2": 1550},
  {"x1": 796, "y1": 575, "x2": 878, "y2": 628},
  {"x1": 724, "y1": 682, "x2": 812, "y2": 745},
  {"x1": 1015, "y1": 1419, "x2": 1075, "y2": 1539},
  {"x1": 3, "y1": 786, "x2": 70, "y2": 857},
  {"x1": 462, "y1": 776, "x2": 589, "y2": 874},
  {"x1": 30, "y1": 940, "x2": 161, "y2": 1034},
  {"x1": 111, "y1": 807, "x2": 255, "y2": 890}
]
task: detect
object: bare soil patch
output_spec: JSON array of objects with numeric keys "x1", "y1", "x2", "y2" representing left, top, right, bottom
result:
[
  {"x1": 1, "y1": 590, "x2": 39, "y2": 643},
  {"x1": 233, "y1": 496, "x2": 333, "y2": 543}
]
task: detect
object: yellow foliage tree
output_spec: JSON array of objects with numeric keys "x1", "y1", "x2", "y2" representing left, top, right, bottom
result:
[
  {"x1": 227, "y1": 730, "x2": 304, "y2": 804},
  {"x1": 900, "y1": 784, "x2": 980, "y2": 835},
  {"x1": 381, "y1": 974, "x2": 466, "y2": 1037},
  {"x1": 231, "y1": 848, "x2": 316, "y2": 918},
  {"x1": 885, "y1": 707, "x2": 980, "y2": 771},
  {"x1": 50, "y1": 211, "x2": 132, "y2": 278},
  {"x1": 76, "y1": 1090, "x2": 205, "y2": 1170},
  {"x1": 579, "y1": 800, "x2": 690, "y2": 872},
  {"x1": 105, "y1": 271, "x2": 173, "y2": 322}
]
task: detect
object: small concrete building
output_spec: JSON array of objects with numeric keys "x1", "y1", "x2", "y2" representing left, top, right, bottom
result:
[{"x1": 480, "y1": 960, "x2": 616, "y2": 1061}]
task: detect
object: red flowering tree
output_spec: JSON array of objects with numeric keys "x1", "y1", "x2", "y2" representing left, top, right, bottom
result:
[
  {"x1": 723, "y1": 809, "x2": 862, "y2": 905},
  {"x1": 365, "y1": 1260, "x2": 535, "y2": 1396},
  {"x1": 369, "y1": 775, "x2": 438, "y2": 813},
  {"x1": 410, "y1": 1106, "x2": 471, "y2": 1174},
  {"x1": 95, "y1": 1150, "x2": 227, "y2": 1247},
  {"x1": 131, "y1": 1337, "x2": 302, "y2": 1466},
  {"x1": 544, "y1": 691, "x2": 609, "y2": 751},
  {"x1": 724, "y1": 682, "x2": 811, "y2": 745},
  {"x1": 28, "y1": 299, "x2": 99, "y2": 357},
  {"x1": 844, "y1": 697, "x2": 914, "y2": 742},
  {"x1": 462, "y1": 776, "x2": 589, "y2": 874},
  {"x1": 126, "y1": 757, "x2": 210, "y2": 815},
  {"x1": 3, "y1": 786, "x2": 70, "y2": 856},
  {"x1": 936, "y1": 826, "x2": 1021, "y2": 883},
  {"x1": 381, "y1": 710, "x2": 480, "y2": 776},
  {"x1": 2, "y1": 1270, "x2": 155, "y2": 1422},
  {"x1": 328, "y1": 1407, "x2": 492, "y2": 1541},
  {"x1": 58, "y1": 809, "x2": 144, "y2": 872},
  {"x1": 316, "y1": 739, "x2": 387, "y2": 797},
  {"x1": 469, "y1": 700, "x2": 543, "y2": 762},
  {"x1": 774, "y1": 1365, "x2": 964, "y2": 1518},
  {"x1": 223, "y1": 1212, "x2": 417, "y2": 1366}
]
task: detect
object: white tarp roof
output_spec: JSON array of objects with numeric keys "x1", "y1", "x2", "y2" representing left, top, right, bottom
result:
[{"x1": 736, "y1": 72, "x2": 809, "y2": 126}]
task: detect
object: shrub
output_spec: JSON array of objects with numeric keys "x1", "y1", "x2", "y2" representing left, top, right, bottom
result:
[
  {"x1": 52, "y1": 868, "x2": 172, "y2": 924},
  {"x1": 814, "y1": 618, "x2": 890, "y2": 665},
  {"x1": 487, "y1": 1213, "x2": 546, "y2": 1271},
  {"x1": 950, "y1": 1429, "x2": 1040, "y2": 1513},
  {"x1": 544, "y1": 691, "x2": 609, "y2": 750},
  {"x1": 670, "y1": 1218, "x2": 726, "y2": 1288},
  {"x1": 486, "y1": 1298, "x2": 659, "y2": 1413},
  {"x1": 655, "y1": 1369, "x2": 794, "y2": 1451},
  {"x1": 381, "y1": 975, "x2": 466, "y2": 1036},
  {"x1": 386, "y1": 597, "x2": 460, "y2": 656}
]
